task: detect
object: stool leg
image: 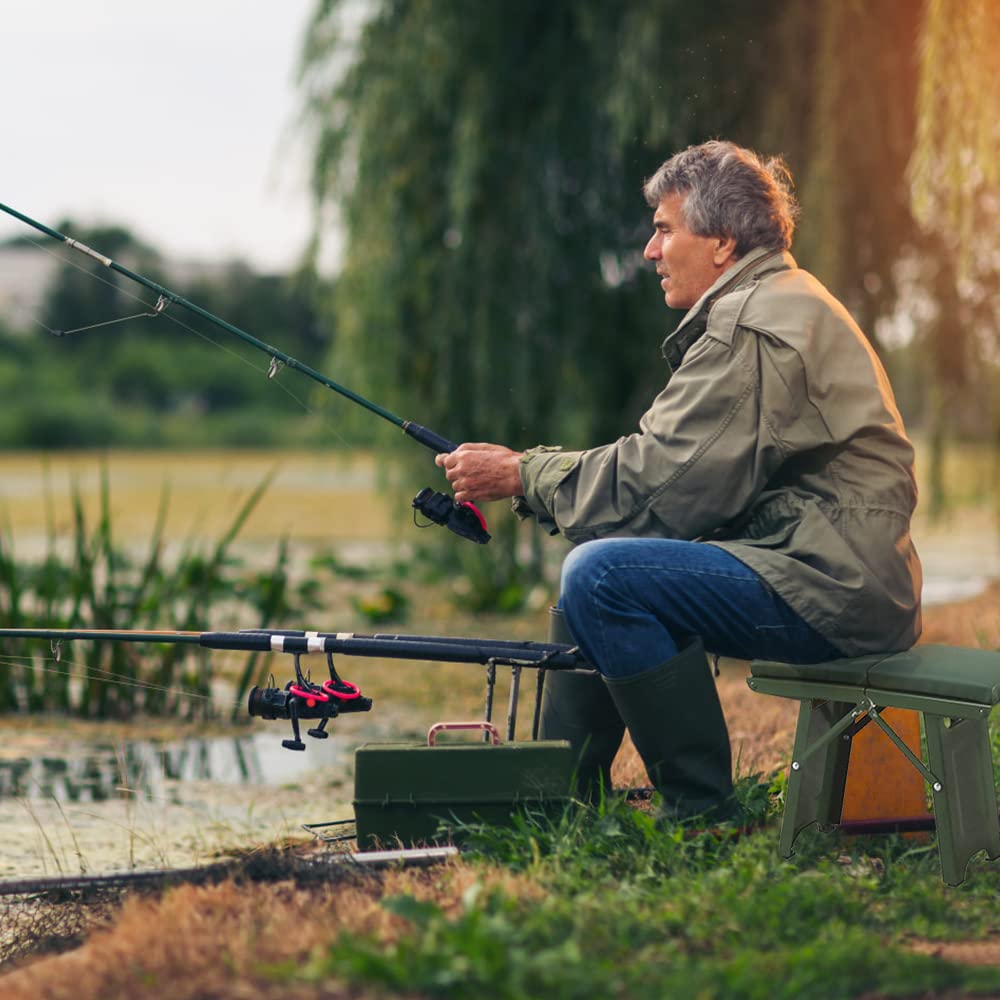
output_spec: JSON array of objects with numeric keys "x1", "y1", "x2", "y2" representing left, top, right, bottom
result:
[
  {"x1": 780, "y1": 699, "x2": 854, "y2": 857},
  {"x1": 924, "y1": 714, "x2": 1000, "y2": 886}
]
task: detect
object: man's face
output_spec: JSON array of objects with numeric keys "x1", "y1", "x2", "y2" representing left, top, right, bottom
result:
[{"x1": 643, "y1": 192, "x2": 735, "y2": 310}]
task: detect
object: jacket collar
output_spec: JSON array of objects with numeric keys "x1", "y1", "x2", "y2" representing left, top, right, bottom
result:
[{"x1": 660, "y1": 247, "x2": 796, "y2": 372}]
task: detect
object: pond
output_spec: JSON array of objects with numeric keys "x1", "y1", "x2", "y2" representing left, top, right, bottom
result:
[
  {"x1": 0, "y1": 448, "x2": 394, "y2": 563},
  {"x1": 0, "y1": 730, "x2": 364, "y2": 805},
  {"x1": 0, "y1": 705, "x2": 433, "y2": 880}
]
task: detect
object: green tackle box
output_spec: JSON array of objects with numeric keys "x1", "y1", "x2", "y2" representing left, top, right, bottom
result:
[{"x1": 353, "y1": 722, "x2": 574, "y2": 850}]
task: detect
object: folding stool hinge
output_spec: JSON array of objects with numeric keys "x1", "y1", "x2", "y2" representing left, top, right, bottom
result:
[
  {"x1": 791, "y1": 700, "x2": 868, "y2": 772},
  {"x1": 865, "y1": 702, "x2": 943, "y2": 792}
]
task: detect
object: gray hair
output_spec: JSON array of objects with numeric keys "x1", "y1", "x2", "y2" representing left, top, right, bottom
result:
[{"x1": 643, "y1": 141, "x2": 799, "y2": 255}]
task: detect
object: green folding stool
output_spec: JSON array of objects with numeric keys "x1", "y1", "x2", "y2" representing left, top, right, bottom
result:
[{"x1": 748, "y1": 644, "x2": 1000, "y2": 886}]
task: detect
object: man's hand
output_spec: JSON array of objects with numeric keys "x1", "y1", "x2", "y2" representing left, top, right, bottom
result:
[{"x1": 435, "y1": 443, "x2": 524, "y2": 504}]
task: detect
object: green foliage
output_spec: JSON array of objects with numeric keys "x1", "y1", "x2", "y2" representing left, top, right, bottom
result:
[
  {"x1": 305, "y1": 790, "x2": 1000, "y2": 999},
  {"x1": 351, "y1": 585, "x2": 409, "y2": 624},
  {"x1": 298, "y1": 0, "x2": 962, "y2": 445},
  {"x1": 452, "y1": 771, "x2": 779, "y2": 878},
  {"x1": 308, "y1": 549, "x2": 375, "y2": 581},
  {"x1": 303, "y1": 1, "x2": 760, "y2": 455},
  {"x1": 0, "y1": 469, "x2": 320, "y2": 719},
  {"x1": 910, "y1": 0, "x2": 1000, "y2": 277},
  {"x1": 766, "y1": 3, "x2": 923, "y2": 334},
  {"x1": 0, "y1": 223, "x2": 342, "y2": 449},
  {"x1": 320, "y1": 891, "x2": 989, "y2": 1000}
]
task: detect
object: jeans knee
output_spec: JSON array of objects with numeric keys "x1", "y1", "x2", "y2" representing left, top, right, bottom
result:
[{"x1": 559, "y1": 541, "x2": 610, "y2": 618}]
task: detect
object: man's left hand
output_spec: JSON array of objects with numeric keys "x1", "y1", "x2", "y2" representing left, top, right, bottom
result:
[{"x1": 435, "y1": 443, "x2": 524, "y2": 504}]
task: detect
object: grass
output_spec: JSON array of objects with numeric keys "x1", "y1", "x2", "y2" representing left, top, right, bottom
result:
[
  {"x1": 0, "y1": 463, "x2": 324, "y2": 719},
  {"x1": 312, "y1": 803, "x2": 1000, "y2": 1000}
]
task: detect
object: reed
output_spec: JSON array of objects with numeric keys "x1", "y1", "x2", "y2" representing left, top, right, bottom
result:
[{"x1": 0, "y1": 467, "x2": 306, "y2": 719}]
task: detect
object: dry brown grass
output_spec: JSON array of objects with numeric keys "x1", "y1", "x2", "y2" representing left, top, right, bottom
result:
[
  {"x1": 0, "y1": 860, "x2": 539, "y2": 1000},
  {"x1": 907, "y1": 936, "x2": 1000, "y2": 967},
  {"x1": 920, "y1": 581, "x2": 1000, "y2": 650},
  {"x1": 0, "y1": 449, "x2": 391, "y2": 546}
]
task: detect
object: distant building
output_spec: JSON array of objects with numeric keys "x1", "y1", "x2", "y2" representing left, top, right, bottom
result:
[
  {"x1": 0, "y1": 244, "x2": 60, "y2": 333},
  {"x1": 0, "y1": 242, "x2": 234, "y2": 335}
]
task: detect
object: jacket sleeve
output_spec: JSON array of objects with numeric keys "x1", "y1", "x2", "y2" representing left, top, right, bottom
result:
[{"x1": 518, "y1": 330, "x2": 793, "y2": 544}]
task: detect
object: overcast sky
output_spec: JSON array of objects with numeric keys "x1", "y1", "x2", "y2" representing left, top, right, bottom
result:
[{"x1": 1, "y1": 1, "x2": 322, "y2": 271}]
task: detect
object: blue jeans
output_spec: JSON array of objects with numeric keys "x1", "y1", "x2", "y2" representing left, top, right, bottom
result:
[{"x1": 559, "y1": 538, "x2": 841, "y2": 678}]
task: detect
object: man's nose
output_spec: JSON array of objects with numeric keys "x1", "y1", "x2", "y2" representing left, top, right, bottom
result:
[{"x1": 643, "y1": 234, "x2": 659, "y2": 260}]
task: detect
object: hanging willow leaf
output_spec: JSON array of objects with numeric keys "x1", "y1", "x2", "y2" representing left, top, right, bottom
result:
[{"x1": 910, "y1": 0, "x2": 1000, "y2": 278}]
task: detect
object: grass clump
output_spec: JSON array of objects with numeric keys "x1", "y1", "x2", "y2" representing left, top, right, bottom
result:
[
  {"x1": 316, "y1": 887, "x2": 983, "y2": 999},
  {"x1": 301, "y1": 788, "x2": 1000, "y2": 999},
  {"x1": 0, "y1": 467, "x2": 316, "y2": 719}
]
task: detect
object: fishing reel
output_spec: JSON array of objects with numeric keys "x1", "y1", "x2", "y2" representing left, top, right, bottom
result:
[
  {"x1": 412, "y1": 488, "x2": 491, "y2": 545},
  {"x1": 400, "y1": 424, "x2": 491, "y2": 545},
  {"x1": 247, "y1": 653, "x2": 372, "y2": 750}
]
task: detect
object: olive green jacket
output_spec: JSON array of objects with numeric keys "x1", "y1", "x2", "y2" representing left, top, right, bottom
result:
[{"x1": 517, "y1": 247, "x2": 922, "y2": 655}]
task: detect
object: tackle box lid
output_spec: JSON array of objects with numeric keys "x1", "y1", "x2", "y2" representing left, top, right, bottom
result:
[{"x1": 354, "y1": 739, "x2": 574, "y2": 805}]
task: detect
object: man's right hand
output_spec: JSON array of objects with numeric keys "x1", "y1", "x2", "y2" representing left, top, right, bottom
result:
[{"x1": 435, "y1": 443, "x2": 524, "y2": 504}]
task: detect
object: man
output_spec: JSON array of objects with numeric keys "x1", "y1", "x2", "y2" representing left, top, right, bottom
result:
[{"x1": 436, "y1": 140, "x2": 922, "y2": 821}]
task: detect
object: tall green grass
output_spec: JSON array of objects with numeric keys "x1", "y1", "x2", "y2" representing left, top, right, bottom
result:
[{"x1": 0, "y1": 467, "x2": 316, "y2": 720}]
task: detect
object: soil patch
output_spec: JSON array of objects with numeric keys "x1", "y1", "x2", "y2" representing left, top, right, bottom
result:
[{"x1": 908, "y1": 937, "x2": 1000, "y2": 966}]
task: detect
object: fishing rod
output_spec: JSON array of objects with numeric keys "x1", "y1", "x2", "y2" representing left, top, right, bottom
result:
[
  {"x1": 0, "y1": 625, "x2": 582, "y2": 664},
  {"x1": 0, "y1": 201, "x2": 490, "y2": 545},
  {"x1": 0, "y1": 626, "x2": 585, "y2": 749}
]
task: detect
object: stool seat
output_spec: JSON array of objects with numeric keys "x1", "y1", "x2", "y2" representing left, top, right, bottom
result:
[
  {"x1": 750, "y1": 654, "x2": 880, "y2": 688},
  {"x1": 751, "y1": 644, "x2": 1000, "y2": 705},
  {"x1": 867, "y1": 646, "x2": 1000, "y2": 705}
]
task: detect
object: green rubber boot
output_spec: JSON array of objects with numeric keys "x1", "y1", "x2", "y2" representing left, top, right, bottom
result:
[
  {"x1": 605, "y1": 637, "x2": 735, "y2": 822},
  {"x1": 539, "y1": 608, "x2": 625, "y2": 801},
  {"x1": 538, "y1": 668, "x2": 626, "y2": 801}
]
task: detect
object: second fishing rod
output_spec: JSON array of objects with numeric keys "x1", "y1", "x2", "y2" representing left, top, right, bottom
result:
[{"x1": 0, "y1": 200, "x2": 490, "y2": 544}]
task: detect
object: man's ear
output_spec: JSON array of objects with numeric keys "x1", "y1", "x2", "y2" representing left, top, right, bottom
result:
[{"x1": 714, "y1": 235, "x2": 738, "y2": 266}]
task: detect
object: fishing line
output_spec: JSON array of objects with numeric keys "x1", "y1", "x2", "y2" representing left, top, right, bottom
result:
[
  {"x1": 0, "y1": 653, "x2": 248, "y2": 709},
  {"x1": 0, "y1": 653, "x2": 220, "y2": 706}
]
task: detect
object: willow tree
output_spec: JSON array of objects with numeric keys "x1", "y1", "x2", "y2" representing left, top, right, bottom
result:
[
  {"x1": 908, "y1": 0, "x2": 1000, "y2": 517},
  {"x1": 298, "y1": 0, "x2": 979, "y2": 593},
  {"x1": 910, "y1": 0, "x2": 1000, "y2": 272}
]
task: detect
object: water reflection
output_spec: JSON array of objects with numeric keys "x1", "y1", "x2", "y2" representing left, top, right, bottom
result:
[{"x1": 0, "y1": 730, "x2": 359, "y2": 804}]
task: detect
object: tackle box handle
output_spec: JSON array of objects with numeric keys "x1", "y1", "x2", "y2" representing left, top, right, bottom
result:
[{"x1": 427, "y1": 721, "x2": 501, "y2": 746}]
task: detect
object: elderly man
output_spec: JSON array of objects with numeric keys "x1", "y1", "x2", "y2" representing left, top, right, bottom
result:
[{"x1": 436, "y1": 140, "x2": 922, "y2": 821}]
